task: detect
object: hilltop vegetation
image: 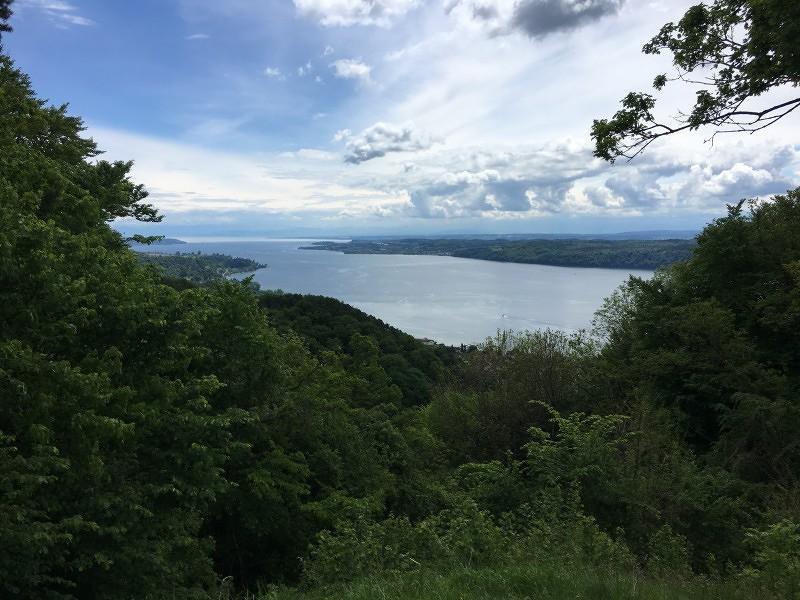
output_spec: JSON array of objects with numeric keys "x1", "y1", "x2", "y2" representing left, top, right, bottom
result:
[
  {"x1": 260, "y1": 292, "x2": 459, "y2": 406},
  {"x1": 2, "y1": 2, "x2": 800, "y2": 599},
  {"x1": 305, "y1": 238, "x2": 695, "y2": 269}
]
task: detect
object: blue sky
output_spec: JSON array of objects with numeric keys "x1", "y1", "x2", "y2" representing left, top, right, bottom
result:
[{"x1": 6, "y1": 0, "x2": 800, "y2": 237}]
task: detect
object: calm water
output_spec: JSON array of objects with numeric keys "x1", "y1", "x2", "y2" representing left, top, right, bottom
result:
[{"x1": 145, "y1": 240, "x2": 653, "y2": 346}]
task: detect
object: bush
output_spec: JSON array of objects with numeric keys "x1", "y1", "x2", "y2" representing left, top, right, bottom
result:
[
  {"x1": 738, "y1": 520, "x2": 800, "y2": 598},
  {"x1": 646, "y1": 525, "x2": 692, "y2": 579}
]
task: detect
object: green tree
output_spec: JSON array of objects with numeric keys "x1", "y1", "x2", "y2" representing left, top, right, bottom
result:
[
  {"x1": 0, "y1": 47, "x2": 231, "y2": 597},
  {"x1": 594, "y1": 191, "x2": 800, "y2": 489},
  {"x1": 0, "y1": 43, "x2": 447, "y2": 595},
  {"x1": 0, "y1": 0, "x2": 11, "y2": 35},
  {"x1": 428, "y1": 330, "x2": 597, "y2": 463},
  {"x1": 740, "y1": 520, "x2": 800, "y2": 598}
]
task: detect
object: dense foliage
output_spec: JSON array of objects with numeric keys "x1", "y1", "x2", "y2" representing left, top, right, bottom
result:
[
  {"x1": 2, "y1": 5, "x2": 800, "y2": 597},
  {"x1": 306, "y1": 238, "x2": 695, "y2": 269},
  {"x1": 135, "y1": 251, "x2": 265, "y2": 284}
]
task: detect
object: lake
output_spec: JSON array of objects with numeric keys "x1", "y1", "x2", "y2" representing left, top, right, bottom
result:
[{"x1": 145, "y1": 239, "x2": 653, "y2": 346}]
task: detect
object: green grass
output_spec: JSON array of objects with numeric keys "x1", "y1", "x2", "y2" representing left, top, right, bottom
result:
[{"x1": 254, "y1": 563, "x2": 755, "y2": 600}]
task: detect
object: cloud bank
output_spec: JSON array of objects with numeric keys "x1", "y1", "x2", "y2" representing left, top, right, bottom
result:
[{"x1": 400, "y1": 142, "x2": 798, "y2": 219}]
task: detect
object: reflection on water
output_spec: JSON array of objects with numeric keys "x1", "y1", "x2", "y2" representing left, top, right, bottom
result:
[{"x1": 146, "y1": 240, "x2": 653, "y2": 346}]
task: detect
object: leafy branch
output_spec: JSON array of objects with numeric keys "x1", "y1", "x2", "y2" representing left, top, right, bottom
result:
[{"x1": 592, "y1": 0, "x2": 800, "y2": 162}]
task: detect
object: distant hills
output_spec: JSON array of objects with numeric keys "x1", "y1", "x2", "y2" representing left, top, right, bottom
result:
[
  {"x1": 352, "y1": 230, "x2": 698, "y2": 241},
  {"x1": 152, "y1": 237, "x2": 187, "y2": 244},
  {"x1": 125, "y1": 237, "x2": 187, "y2": 247},
  {"x1": 305, "y1": 237, "x2": 696, "y2": 270},
  {"x1": 121, "y1": 230, "x2": 698, "y2": 244}
]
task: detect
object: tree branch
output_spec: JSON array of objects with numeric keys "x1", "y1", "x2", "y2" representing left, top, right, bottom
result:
[{"x1": 621, "y1": 97, "x2": 800, "y2": 161}]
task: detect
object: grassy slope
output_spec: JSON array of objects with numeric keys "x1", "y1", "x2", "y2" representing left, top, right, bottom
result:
[{"x1": 261, "y1": 564, "x2": 751, "y2": 600}]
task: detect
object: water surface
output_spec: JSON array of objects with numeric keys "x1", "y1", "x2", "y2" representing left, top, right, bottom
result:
[{"x1": 145, "y1": 240, "x2": 653, "y2": 346}]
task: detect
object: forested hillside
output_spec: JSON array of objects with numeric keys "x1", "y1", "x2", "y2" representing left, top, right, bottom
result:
[
  {"x1": 2, "y1": 1, "x2": 800, "y2": 599},
  {"x1": 259, "y1": 293, "x2": 459, "y2": 406}
]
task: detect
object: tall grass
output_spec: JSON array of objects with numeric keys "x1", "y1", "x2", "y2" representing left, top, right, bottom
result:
[{"x1": 248, "y1": 562, "x2": 763, "y2": 600}]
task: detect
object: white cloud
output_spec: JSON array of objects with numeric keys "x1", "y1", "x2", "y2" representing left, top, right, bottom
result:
[
  {"x1": 293, "y1": 0, "x2": 419, "y2": 26},
  {"x1": 18, "y1": 0, "x2": 94, "y2": 27},
  {"x1": 185, "y1": 33, "x2": 209, "y2": 40},
  {"x1": 323, "y1": 45, "x2": 335, "y2": 56},
  {"x1": 408, "y1": 167, "x2": 570, "y2": 218},
  {"x1": 678, "y1": 162, "x2": 791, "y2": 208},
  {"x1": 337, "y1": 122, "x2": 435, "y2": 164},
  {"x1": 330, "y1": 59, "x2": 372, "y2": 84},
  {"x1": 263, "y1": 67, "x2": 284, "y2": 79}
]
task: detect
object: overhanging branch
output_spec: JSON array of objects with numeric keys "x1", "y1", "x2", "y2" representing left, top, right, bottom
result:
[{"x1": 622, "y1": 96, "x2": 800, "y2": 161}]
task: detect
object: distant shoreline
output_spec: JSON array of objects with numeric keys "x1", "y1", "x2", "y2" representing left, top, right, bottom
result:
[{"x1": 303, "y1": 238, "x2": 695, "y2": 270}]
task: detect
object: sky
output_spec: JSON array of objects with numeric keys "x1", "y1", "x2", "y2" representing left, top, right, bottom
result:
[{"x1": 5, "y1": 0, "x2": 800, "y2": 237}]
